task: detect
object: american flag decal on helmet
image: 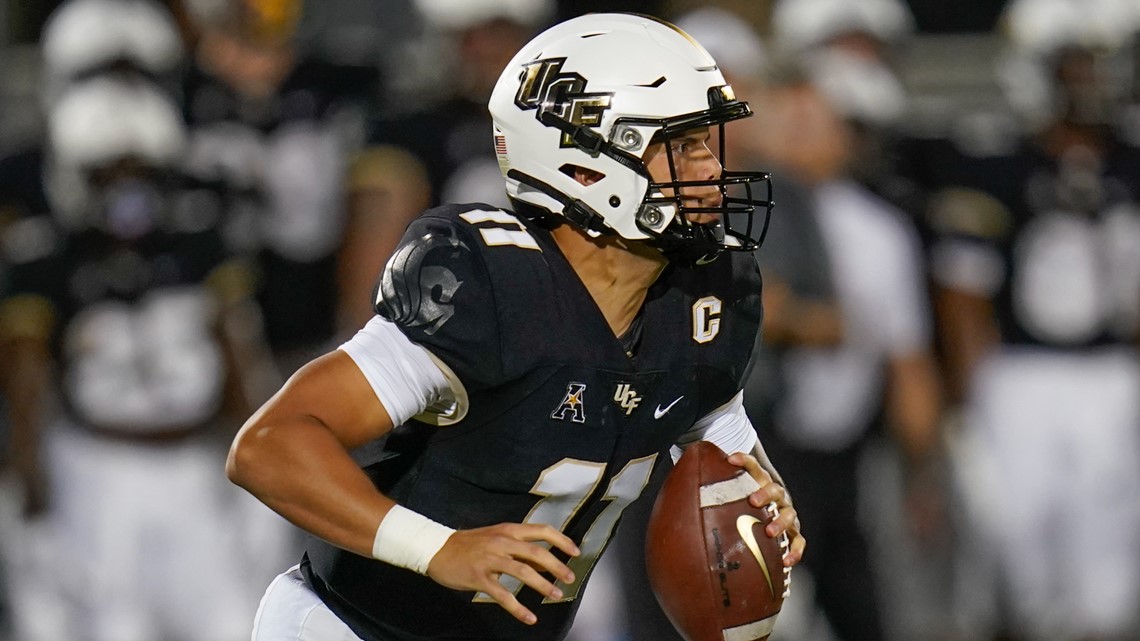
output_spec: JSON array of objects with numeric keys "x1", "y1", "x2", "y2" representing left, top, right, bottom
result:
[{"x1": 494, "y1": 134, "x2": 508, "y2": 156}]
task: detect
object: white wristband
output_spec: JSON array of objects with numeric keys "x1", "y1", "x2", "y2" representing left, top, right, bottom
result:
[{"x1": 371, "y1": 505, "x2": 456, "y2": 575}]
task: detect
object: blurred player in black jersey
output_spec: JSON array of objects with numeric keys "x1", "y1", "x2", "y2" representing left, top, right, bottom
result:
[
  {"x1": 228, "y1": 12, "x2": 805, "y2": 641},
  {"x1": 0, "y1": 72, "x2": 277, "y2": 641},
  {"x1": 926, "y1": 2, "x2": 1140, "y2": 640},
  {"x1": 0, "y1": 2, "x2": 290, "y2": 639},
  {"x1": 180, "y1": 0, "x2": 378, "y2": 370}
]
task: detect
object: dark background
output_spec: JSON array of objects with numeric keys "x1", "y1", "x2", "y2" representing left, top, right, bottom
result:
[{"x1": 1, "y1": 0, "x2": 1010, "y2": 44}]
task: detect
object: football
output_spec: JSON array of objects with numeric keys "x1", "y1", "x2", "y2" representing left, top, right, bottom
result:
[{"x1": 645, "y1": 441, "x2": 791, "y2": 641}]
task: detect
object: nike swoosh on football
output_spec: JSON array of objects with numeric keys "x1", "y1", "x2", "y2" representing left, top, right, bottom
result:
[
  {"x1": 736, "y1": 514, "x2": 775, "y2": 595},
  {"x1": 654, "y1": 396, "x2": 684, "y2": 419}
]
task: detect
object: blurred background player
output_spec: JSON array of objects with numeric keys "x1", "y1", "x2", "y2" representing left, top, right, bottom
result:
[
  {"x1": 364, "y1": 0, "x2": 555, "y2": 209},
  {"x1": 769, "y1": 0, "x2": 930, "y2": 230},
  {"x1": 686, "y1": 4, "x2": 946, "y2": 641},
  {"x1": 0, "y1": 1, "x2": 291, "y2": 639},
  {"x1": 572, "y1": 7, "x2": 944, "y2": 641},
  {"x1": 747, "y1": 47, "x2": 944, "y2": 641},
  {"x1": 767, "y1": 4, "x2": 966, "y2": 641},
  {"x1": 38, "y1": 0, "x2": 185, "y2": 103},
  {"x1": 0, "y1": 75, "x2": 261, "y2": 641},
  {"x1": 179, "y1": 0, "x2": 377, "y2": 372},
  {"x1": 924, "y1": 1, "x2": 1140, "y2": 640},
  {"x1": 1, "y1": 3, "x2": 187, "y2": 640}
]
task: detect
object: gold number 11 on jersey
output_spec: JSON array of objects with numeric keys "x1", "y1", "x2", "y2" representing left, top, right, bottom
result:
[{"x1": 473, "y1": 454, "x2": 658, "y2": 604}]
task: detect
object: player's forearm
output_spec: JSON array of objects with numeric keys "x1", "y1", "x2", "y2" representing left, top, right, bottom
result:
[
  {"x1": 217, "y1": 297, "x2": 284, "y2": 416},
  {"x1": 2, "y1": 336, "x2": 52, "y2": 516},
  {"x1": 749, "y1": 438, "x2": 785, "y2": 488},
  {"x1": 227, "y1": 414, "x2": 395, "y2": 558},
  {"x1": 785, "y1": 298, "x2": 844, "y2": 346},
  {"x1": 934, "y1": 287, "x2": 998, "y2": 404},
  {"x1": 886, "y1": 352, "x2": 943, "y2": 466},
  {"x1": 762, "y1": 281, "x2": 844, "y2": 347},
  {"x1": 5, "y1": 337, "x2": 43, "y2": 445}
]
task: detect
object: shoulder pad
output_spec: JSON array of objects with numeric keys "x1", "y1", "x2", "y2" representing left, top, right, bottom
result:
[
  {"x1": 374, "y1": 206, "x2": 509, "y2": 389},
  {"x1": 377, "y1": 216, "x2": 473, "y2": 334}
]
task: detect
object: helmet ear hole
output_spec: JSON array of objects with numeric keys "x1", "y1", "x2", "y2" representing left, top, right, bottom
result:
[{"x1": 559, "y1": 164, "x2": 606, "y2": 186}]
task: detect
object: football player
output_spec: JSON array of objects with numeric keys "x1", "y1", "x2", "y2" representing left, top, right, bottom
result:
[
  {"x1": 181, "y1": 0, "x2": 376, "y2": 370},
  {"x1": 929, "y1": 2, "x2": 1140, "y2": 640},
  {"x1": 228, "y1": 13, "x2": 805, "y2": 641},
  {"x1": 0, "y1": 73, "x2": 272, "y2": 640}
]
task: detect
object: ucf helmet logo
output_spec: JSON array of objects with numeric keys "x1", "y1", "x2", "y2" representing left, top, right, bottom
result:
[{"x1": 514, "y1": 58, "x2": 612, "y2": 148}]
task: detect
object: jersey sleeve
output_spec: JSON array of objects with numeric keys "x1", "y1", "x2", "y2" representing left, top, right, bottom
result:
[
  {"x1": 927, "y1": 187, "x2": 1011, "y2": 297},
  {"x1": 0, "y1": 212, "x2": 64, "y2": 342},
  {"x1": 373, "y1": 213, "x2": 504, "y2": 392},
  {"x1": 339, "y1": 316, "x2": 466, "y2": 426},
  {"x1": 670, "y1": 391, "x2": 759, "y2": 462}
]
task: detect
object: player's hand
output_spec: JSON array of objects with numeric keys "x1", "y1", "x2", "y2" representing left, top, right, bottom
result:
[
  {"x1": 426, "y1": 522, "x2": 580, "y2": 625},
  {"x1": 727, "y1": 452, "x2": 806, "y2": 568}
]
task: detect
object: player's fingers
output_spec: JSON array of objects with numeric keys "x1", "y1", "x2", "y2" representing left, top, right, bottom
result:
[
  {"x1": 510, "y1": 523, "x2": 581, "y2": 558},
  {"x1": 480, "y1": 581, "x2": 538, "y2": 625},
  {"x1": 727, "y1": 452, "x2": 774, "y2": 486},
  {"x1": 725, "y1": 454, "x2": 804, "y2": 566},
  {"x1": 765, "y1": 505, "x2": 798, "y2": 538},
  {"x1": 507, "y1": 539, "x2": 576, "y2": 585},
  {"x1": 500, "y1": 559, "x2": 564, "y2": 601},
  {"x1": 748, "y1": 480, "x2": 788, "y2": 510},
  {"x1": 784, "y1": 530, "x2": 807, "y2": 567},
  {"x1": 726, "y1": 454, "x2": 797, "y2": 520}
]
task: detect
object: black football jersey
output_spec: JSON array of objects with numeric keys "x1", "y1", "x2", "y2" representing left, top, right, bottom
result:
[
  {"x1": 0, "y1": 158, "x2": 233, "y2": 432},
  {"x1": 181, "y1": 56, "x2": 377, "y2": 352},
  {"x1": 927, "y1": 138, "x2": 1140, "y2": 349},
  {"x1": 303, "y1": 204, "x2": 764, "y2": 641}
]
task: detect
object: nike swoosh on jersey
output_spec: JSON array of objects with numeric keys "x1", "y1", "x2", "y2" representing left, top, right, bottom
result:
[{"x1": 654, "y1": 396, "x2": 684, "y2": 419}]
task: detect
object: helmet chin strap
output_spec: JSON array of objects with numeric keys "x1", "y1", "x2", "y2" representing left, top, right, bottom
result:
[
  {"x1": 655, "y1": 220, "x2": 725, "y2": 266},
  {"x1": 637, "y1": 187, "x2": 727, "y2": 265},
  {"x1": 506, "y1": 169, "x2": 611, "y2": 234},
  {"x1": 509, "y1": 169, "x2": 727, "y2": 266},
  {"x1": 659, "y1": 241, "x2": 722, "y2": 267}
]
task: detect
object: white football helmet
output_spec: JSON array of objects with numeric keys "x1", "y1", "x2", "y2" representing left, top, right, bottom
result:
[{"x1": 488, "y1": 13, "x2": 772, "y2": 263}]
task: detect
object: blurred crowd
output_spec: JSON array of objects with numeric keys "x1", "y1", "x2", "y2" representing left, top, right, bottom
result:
[{"x1": 1, "y1": 1, "x2": 1139, "y2": 641}]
